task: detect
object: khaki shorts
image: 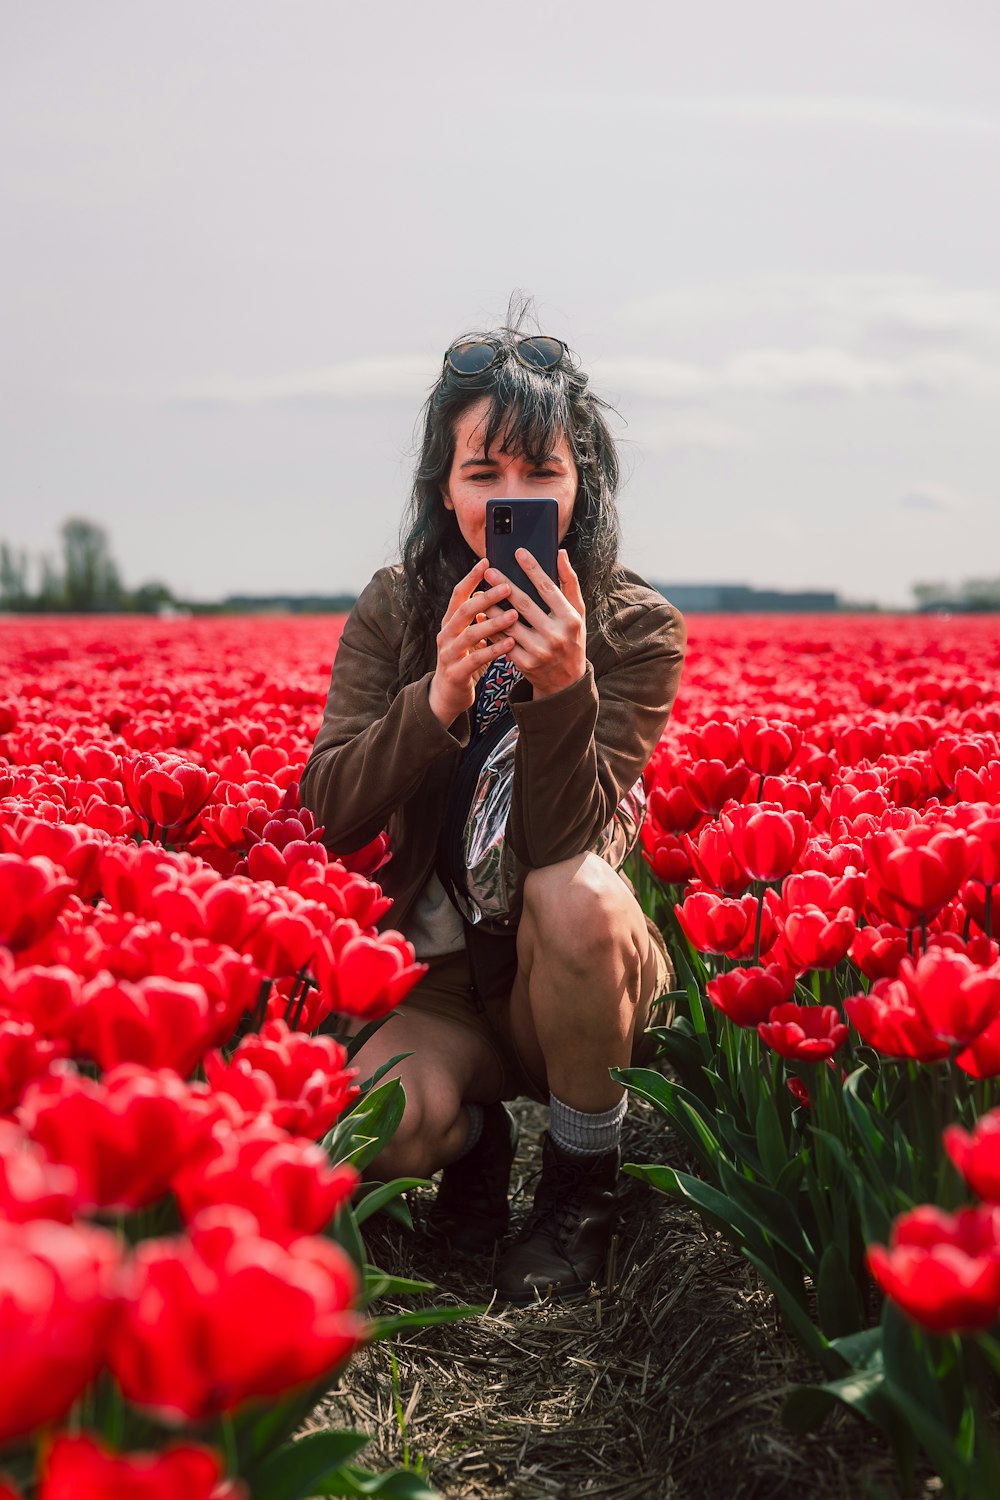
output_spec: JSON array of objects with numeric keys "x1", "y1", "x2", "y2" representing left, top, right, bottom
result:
[{"x1": 402, "y1": 914, "x2": 674, "y2": 1104}]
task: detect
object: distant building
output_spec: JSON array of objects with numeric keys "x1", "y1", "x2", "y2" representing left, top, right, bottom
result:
[{"x1": 653, "y1": 582, "x2": 840, "y2": 613}]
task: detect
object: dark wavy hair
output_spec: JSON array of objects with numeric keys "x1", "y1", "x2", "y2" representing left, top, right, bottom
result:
[{"x1": 393, "y1": 309, "x2": 628, "y2": 696}]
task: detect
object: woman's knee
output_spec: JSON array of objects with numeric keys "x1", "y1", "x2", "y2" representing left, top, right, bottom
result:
[
  {"x1": 369, "y1": 1073, "x2": 466, "y2": 1178},
  {"x1": 521, "y1": 853, "x2": 639, "y2": 969}
]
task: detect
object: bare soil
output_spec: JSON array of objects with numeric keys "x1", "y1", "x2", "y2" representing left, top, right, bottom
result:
[{"x1": 316, "y1": 1098, "x2": 942, "y2": 1500}]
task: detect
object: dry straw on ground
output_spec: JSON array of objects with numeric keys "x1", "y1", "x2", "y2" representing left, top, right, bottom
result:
[{"x1": 317, "y1": 1098, "x2": 943, "y2": 1499}]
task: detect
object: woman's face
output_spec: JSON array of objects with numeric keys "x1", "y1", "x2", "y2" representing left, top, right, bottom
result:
[{"x1": 440, "y1": 397, "x2": 579, "y2": 559}]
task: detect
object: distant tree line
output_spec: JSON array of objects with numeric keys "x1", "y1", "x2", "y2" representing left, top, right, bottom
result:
[
  {"x1": 913, "y1": 577, "x2": 1000, "y2": 613},
  {"x1": 0, "y1": 518, "x2": 177, "y2": 613}
]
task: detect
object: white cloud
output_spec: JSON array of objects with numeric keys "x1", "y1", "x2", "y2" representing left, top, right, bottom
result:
[
  {"x1": 586, "y1": 94, "x2": 1000, "y2": 137},
  {"x1": 166, "y1": 356, "x2": 435, "y2": 405},
  {"x1": 897, "y1": 485, "x2": 972, "y2": 514},
  {"x1": 622, "y1": 275, "x2": 1000, "y2": 351},
  {"x1": 595, "y1": 347, "x2": 997, "y2": 401}
]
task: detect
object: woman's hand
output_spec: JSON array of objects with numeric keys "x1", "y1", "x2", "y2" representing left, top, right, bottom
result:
[
  {"x1": 482, "y1": 548, "x2": 587, "y2": 700},
  {"x1": 428, "y1": 558, "x2": 518, "y2": 728}
]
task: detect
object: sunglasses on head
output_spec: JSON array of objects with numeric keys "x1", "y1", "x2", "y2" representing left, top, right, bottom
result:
[{"x1": 444, "y1": 335, "x2": 568, "y2": 377}]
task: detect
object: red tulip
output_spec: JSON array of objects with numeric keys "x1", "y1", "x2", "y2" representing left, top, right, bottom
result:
[
  {"x1": 0, "y1": 1217, "x2": 121, "y2": 1443},
  {"x1": 641, "y1": 824, "x2": 696, "y2": 885},
  {"x1": 781, "y1": 868, "x2": 865, "y2": 917},
  {"x1": 332, "y1": 829, "x2": 392, "y2": 877},
  {"x1": 0, "y1": 813, "x2": 105, "y2": 902},
  {"x1": 850, "y1": 923, "x2": 910, "y2": 982},
  {"x1": 312, "y1": 922, "x2": 426, "y2": 1023},
  {"x1": 675, "y1": 891, "x2": 754, "y2": 955},
  {"x1": 706, "y1": 964, "x2": 796, "y2": 1028},
  {"x1": 122, "y1": 752, "x2": 220, "y2": 832},
  {"x1": 945, "y1": 1112, "x2": 1000, "y2": 1202},
  {"x1": 40, "y1": 1434, "x2": 243, "y2": 1500},
  {"x1": 685, "y1": 759, "x2": 753, "y2": 816},
  {"x1": 846, "y1": 949, "x2": 1000, "y2": 1060},
  {"x1": 74, "y1": 974, "x2": 217, "y2": 1076},
  {"x1": 758, "y1": 1003, "x2": 848, "y2": 1061},
  {"x1": 0, "y1": 1119, "x2": 79, "y2": 1223},
  {"x1": 0, "y1": 854, "x2": 76, "y2": 950},
  {"x1": 109, "y1": 1205, "x2": 362, "y2": 1420},
  {"x1": 864, "y1": 824, "x2": 974, "y2": 922},
  {"x1": 206, "y1": 1019, "x2": 358, "y2": 1139},
  {"x1": 172, "y1": 1123, "x2": 358, "y2": 1234},
  {"x1": 20, "y1": 1065, "x2": 213, "y2": 1213},
  {"x1": 778, "y1": 906, "x2": 856, "y2": 971},
  {"x1": 867, "y1": 1204, "x2": 1000, "y2": 1334},
  {"x1": 0, "y1": 1018, "x2": 66, "y2": 1112},
  {"x1": 685, "y1": 821, "x2": 753, "y2": 895},
  {"x1": 738, "y1": 717, "x2": 802, "y2": 776},
  {"x1": 720, "y1": 803, "x2": 810, "y2": 884},
  {"x1": 685, "y1": 720, "x2": 741, "y2": 765},
  {"x1": 649, "y1": 781, "x2": 703, "y2": 835},
  {"x1": 286, "y1": 860, "x2": 392, "y2": 929}
]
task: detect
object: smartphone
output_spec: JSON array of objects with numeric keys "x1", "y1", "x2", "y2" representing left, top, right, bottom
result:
[{"x1": 485, "y1": 498, "x2": 560, "y2": 619}]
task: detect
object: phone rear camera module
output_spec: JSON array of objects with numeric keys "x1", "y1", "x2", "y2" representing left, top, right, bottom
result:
[{"x1": 494, "y1": 506, "x2": 513, "y2": 535}]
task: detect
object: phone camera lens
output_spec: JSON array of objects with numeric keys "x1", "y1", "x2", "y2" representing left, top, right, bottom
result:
[{"x1": 495, "y1": 506, "x2": 512, "y2": 535}]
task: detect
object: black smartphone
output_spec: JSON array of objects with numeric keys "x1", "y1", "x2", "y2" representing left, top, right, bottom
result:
[{"x1": 485, "y1": 498, "x2": 560, "y2": 618}]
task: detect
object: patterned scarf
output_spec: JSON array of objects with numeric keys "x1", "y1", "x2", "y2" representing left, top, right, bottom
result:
[{"x1": 470, "y1": 655, "x2": 522, "y2": 744}]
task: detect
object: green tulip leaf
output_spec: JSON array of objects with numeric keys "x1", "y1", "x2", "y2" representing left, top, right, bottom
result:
[{"x1": 249, "y1": 1430, "x2": 372, "y2": 1500}]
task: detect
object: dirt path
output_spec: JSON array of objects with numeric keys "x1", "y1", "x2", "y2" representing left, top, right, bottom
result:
[{"x1": 317, "y1": 1098, "x2": 937, "y2": 1499}]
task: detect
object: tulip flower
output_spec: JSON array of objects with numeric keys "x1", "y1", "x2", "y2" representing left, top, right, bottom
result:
[
  {"x1": 205, "y1": 1018, "x2": 358, "y2": 1140},
  {"x1": 863, "y1": 823, "x2": 974, "y2": 922},
  {"x1": 286, "y1": 860, "x2": 392, "y2": 929},
  {"x1": 0, "y1": 1217, "x2": 121, "y2": 1444},
  {"x1": 675, "y1": 891, "x2": 754, "y2": 955},
  {"x1": 641, "y1": 825, "x2": 695, "y2": 885},
  {"x1": 737, "y1": 717, "x2": 802, "y2": 776},
  {"x1": 945, "y1": 1112, "x2": 1000, "y2": 1202},
  {"x1": 312, "y1": 922, "x2": 426, "y2": 1023},
  {"x1": 649, "y1": 781, "x2": 703, "y2": 835},
  {"x1": 172, "y1": 1123, "x2": 358, "y2": 1234},
  {"x1": 684, "y1": 759, "x2": 753, "y2": 816},
  {"x1": 720, "y1": 803, "x2": 810, "y2": 884},
  {"x1": 74, "y1": 974, "x2": 217, "y2": 1076},
  {"x1": 0, "y1": 1119, "x2": 79, "y2": 1224},
  {"x1": 867, "y1": 1204, "x2": 1000, "y2": 1334},
  {"x1": 122, "y1": 753, "x2": 219, "y2": 833},
  {"x1": 706, "y1": 964, "x2": 797, "y2": 1028},
  {"x1": 850, "y1": 923, "x2": 909, "y2": 982},
  {"x1": 685, "y1": 821, "x2": 753, "y2": 896},
  {"x1": 685, "y1": 719, "x2": 741, "y2": 765},
  {"x1": 40, "y1": 1434, "x2": 244, "y2": 1500},
  {"x1": 0, "y1": 854, "x2": 76, "y2": 950},
  {"x1": 758, "y1": 1003, "x2": 848, "y2": 1062},
  {"x1": 109, "y1": 1205, "x2": 362, "y2": 1420},
  {"x1": 0, "y1": 812, "x2": 105, "y2": 902},
  {"x1": 20, "y1": 1065, "x2": 213, "y2": 1213},
  {"x1": 777, "y1": 906, "x2": 856, "y2": 971},
  {"x1": 846, "y1": 949, "x2": 1000, "y2": 1060},
  {"x1": 0, "y1": 1018, "x2": 66, "y2": 1112}
]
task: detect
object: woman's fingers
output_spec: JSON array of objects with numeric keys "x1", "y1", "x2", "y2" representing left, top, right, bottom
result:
[{"x1": 443, "y1": 558, "x2": 490, "y2": 625}]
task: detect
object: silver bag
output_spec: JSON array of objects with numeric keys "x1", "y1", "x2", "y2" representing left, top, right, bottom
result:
[{"x1": 448, "y1": 718, "x2": 647, "y2": 934}]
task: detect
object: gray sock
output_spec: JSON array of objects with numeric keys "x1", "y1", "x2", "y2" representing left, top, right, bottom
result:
[{"x1": 549, "y1": 1093, "x2": 627, "y2": 1157}]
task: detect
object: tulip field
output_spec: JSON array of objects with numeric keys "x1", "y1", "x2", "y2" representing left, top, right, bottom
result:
[{"x1": 2, "y1": 608, "x2": 1000, "y2": 1498}]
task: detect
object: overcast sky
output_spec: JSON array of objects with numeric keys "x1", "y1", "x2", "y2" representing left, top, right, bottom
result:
[{"x1": 3, "y1": 0, "x2": 998, "y2": 607}]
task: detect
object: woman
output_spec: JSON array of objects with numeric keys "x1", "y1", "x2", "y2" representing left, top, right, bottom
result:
[{"x1": 300, "y1": 320, "x2": 686, "y2": 1304}]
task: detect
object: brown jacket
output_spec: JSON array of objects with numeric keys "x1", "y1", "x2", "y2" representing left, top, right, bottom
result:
[{"x1": 300, "y1": 565, "x2": 686, "y2": 936}]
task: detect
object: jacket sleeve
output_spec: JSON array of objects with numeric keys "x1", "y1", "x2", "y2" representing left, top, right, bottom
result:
[
  {"x1": 299, "y1": 571, "x2": 470, "y2": 852},
  {"x1": 504, "y1": 597, "x2": 686, "y2": 869}
]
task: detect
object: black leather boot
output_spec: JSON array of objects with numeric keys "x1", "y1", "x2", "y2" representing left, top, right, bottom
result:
[
  {"x1": 493, "y1": 1132, "x2": 620, "y2": 1305},
  {"x1": 425, "y1": 1101, "x2": 519, "y2": 1254}
]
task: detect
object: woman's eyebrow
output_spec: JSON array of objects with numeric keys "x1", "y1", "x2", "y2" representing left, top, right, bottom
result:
[{"x1": 459, "y1": 457, "x2": 499, "y2": 469}]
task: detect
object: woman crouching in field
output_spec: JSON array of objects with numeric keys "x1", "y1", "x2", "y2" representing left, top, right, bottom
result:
[{"x1": 300, "y1": 317, "x2": 686, "y2": 1304}]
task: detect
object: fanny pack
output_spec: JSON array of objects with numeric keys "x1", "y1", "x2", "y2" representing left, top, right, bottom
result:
[{"x1": 437, "y1": 706, "x2": 647, "y2": 936}]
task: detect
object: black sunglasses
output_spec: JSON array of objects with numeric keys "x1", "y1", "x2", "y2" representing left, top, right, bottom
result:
[{"x1": 444, "y1": 335, "x2": 568, "y2": 377}]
